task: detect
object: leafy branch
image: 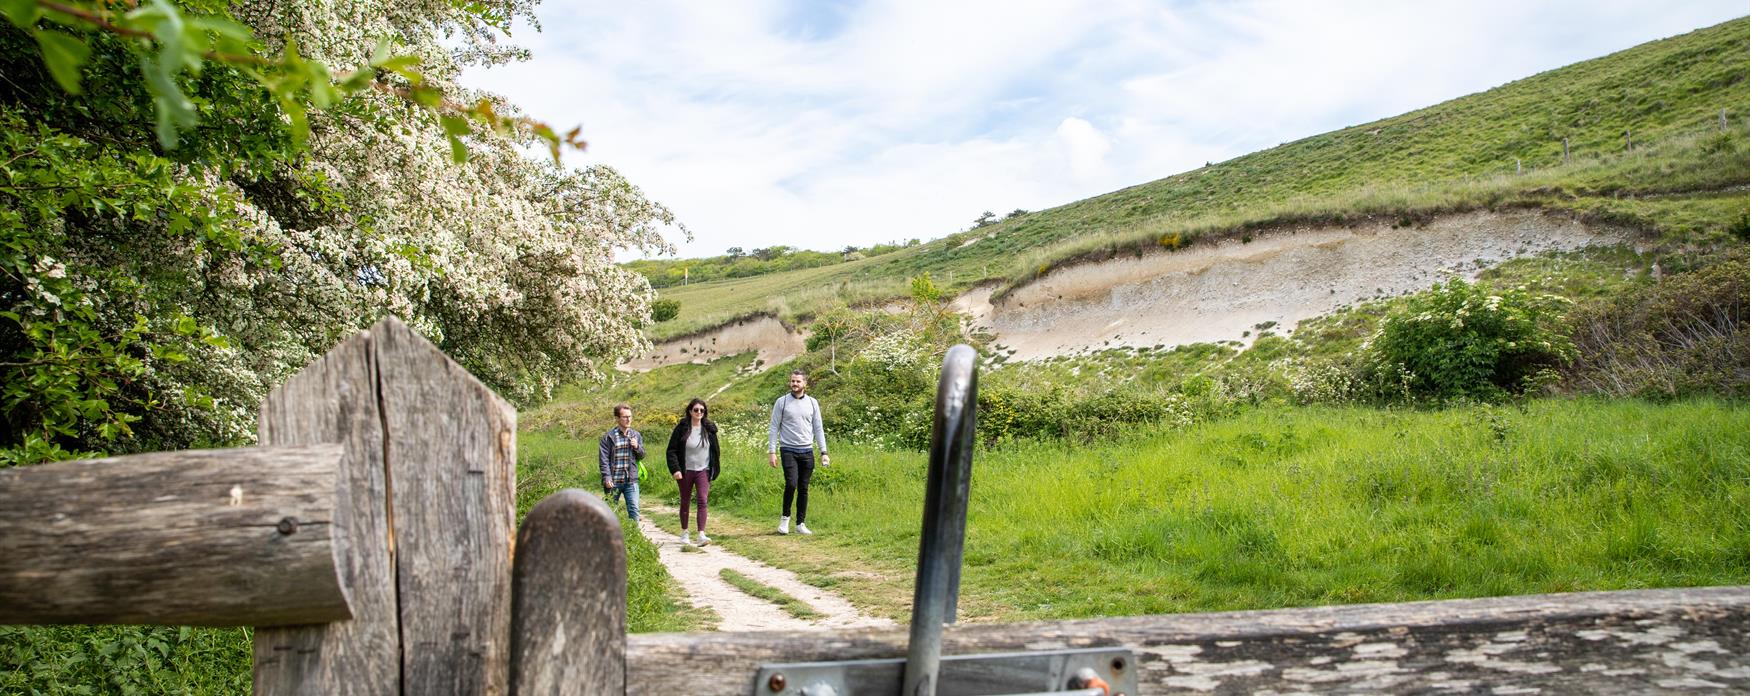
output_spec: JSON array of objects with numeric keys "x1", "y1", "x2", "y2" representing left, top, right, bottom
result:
[{"x1": 0, "y1": 0, "x2": 586, "y2": 161}]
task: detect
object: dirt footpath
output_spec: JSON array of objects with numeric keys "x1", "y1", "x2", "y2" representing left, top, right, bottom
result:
[{"x1": 637, "y1": 504, "x2": 895, "y2": 632}]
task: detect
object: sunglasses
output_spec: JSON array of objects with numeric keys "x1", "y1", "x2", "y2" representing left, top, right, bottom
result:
[{"x1": 690, "y1": 407, "x2": 705, "y2": 413}]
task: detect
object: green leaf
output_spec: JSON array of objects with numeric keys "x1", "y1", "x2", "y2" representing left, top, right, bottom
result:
[
  {"x1": 447, "y1": 133, "x2": 468, "y2": 163},
  {"x1": 172, "y1": 315, "x2": 196, "y2": 335},
  {"x1": 139, "y1": 54, "x2": 197, "y2": 149},
  {"x1": 439, "y1": 114, "x2": 471, "y2": 137},
  {"x1": 34, "y1": 30, "x2": 91, "y2": 94},
  {"x1": 375, "y1": 54, "x2": 421, "y2": 75},
  {"x1": 408, "y1": 84, "x2": 442, "y2": 108},
  {"x1": 0, "y1": 0, "x2": 40, "y2": 30}
]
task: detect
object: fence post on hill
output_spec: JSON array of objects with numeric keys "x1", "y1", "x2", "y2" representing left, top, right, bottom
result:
[
  {"x1": 1624, "y1": 128, "x2": 1633, "y2": 152},
  {"x1": 1723, "y1": 108, "x2": 1730, "y2": 132},
  {"x1": 252, "y1": 317, "x2": 517, "y2": 695},
  {"x1": 1563, "y1": 137, "x2": 1570, "y2": 163}
]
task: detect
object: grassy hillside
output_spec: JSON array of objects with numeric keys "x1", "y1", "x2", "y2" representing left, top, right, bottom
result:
[{"x1": 650, "y1": 16, "x2": 1750, "y2": 340}]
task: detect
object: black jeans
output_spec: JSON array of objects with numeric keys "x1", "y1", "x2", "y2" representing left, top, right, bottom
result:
[{"x1": 780, "y1": 450, "x2": 815, "y2": 523}]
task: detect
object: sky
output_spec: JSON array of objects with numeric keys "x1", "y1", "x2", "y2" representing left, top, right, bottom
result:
[{"x1": 459, "y1": 1, "x2": 1748, "y2": 260}]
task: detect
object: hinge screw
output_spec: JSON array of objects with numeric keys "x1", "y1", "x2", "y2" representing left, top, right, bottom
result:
[
  {"x1": 767, "y1": 672, "x2": 787, "y2": 692},
  {"x1": 277, "y1": 517, "x2": 299, "y2": 535}
]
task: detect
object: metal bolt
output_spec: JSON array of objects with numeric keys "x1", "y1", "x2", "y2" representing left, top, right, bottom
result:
[
  {"x1": 767, "y1": 672, "x2": 786, "y2": 692},
  {"x1": 276, "y1": 517, "x2": 299, "y2": 535}
]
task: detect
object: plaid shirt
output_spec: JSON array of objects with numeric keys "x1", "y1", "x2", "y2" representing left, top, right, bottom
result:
[{"x1": 597, "y1": 427, "x2": 644, "y2": 486}]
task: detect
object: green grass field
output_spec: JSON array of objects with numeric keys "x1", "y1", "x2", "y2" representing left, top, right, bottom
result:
[{"x1": 626, "y1": 398, "x2": 1750, "y2": 623}]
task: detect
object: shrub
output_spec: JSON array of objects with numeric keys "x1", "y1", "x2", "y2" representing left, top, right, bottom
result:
[
  {"x1": 651, "y1": 299, "x2": 681, "y2": 322},
  {"x1": 1729, "y1": 207, "x2": 1750, "y2": 243},
  {"x1": 1366, "y1": 280, "x2": 1576, "y2": 401},
  {"x1": 1564, "y1": 252, "x2": 1750, "y2": 398}
]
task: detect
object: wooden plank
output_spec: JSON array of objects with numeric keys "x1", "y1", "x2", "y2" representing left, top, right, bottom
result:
[
  {"x1": 254, "y1": 328, "x2": 399, "y2": 696},
  {"x1": 375, "y1": 317, "x2": 517, "y2": 695},
  {"x1": 510, "y1": 489, "x2": 626, "y2": 695},
  {"x1": 0, "y1": 445, "x2": 349, "y2": 626},
  {"x1": 626, "y1": 586, "x2": 1750, "y2": 694}
]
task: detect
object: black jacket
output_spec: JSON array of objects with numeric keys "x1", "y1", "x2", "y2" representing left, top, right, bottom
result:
[{"x1": 666, "y1": 420, "x2": 722, "y2": 481}]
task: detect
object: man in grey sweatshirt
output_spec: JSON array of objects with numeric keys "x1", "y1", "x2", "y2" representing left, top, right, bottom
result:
[{"x1": 768, "y1": 370, "x2": 829, "y2": 535}]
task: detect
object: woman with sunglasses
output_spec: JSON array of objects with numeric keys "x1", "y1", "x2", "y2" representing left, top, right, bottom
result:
[{"x1": 666, "y1": 398, "x2": 721, "y2": 546}]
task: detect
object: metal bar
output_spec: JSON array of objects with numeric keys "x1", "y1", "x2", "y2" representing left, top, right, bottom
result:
[
  {"x1": 755, "y1": 647, "x2": 1136, "y2": 695},
  {"x1": 902, "y1": 344, "x2": 980, "y2": 696}
]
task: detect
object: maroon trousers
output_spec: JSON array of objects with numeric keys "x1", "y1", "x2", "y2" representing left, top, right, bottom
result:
[{"x1": 678, "y1": 469, "x2": 710, "y2": 531}]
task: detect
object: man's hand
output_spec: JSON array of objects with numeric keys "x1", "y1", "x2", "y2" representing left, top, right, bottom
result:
[
  {"x1": 630, "y1": 434, "x2": 641, "y2": 449},
  {"x1": 673, "y1": 471, "x2": 683, "y2": 481},
  {"x1": 822, "y1": 453, "x2": 831, "y2": 467},
  {"x1": 768, "y1": 453, "x2": 778, "y2": 468}
]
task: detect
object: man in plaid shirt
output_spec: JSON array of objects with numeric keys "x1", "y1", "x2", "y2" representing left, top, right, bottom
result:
[{"x1": 598, "y1": 403, "x2": 645, "y2": 521}]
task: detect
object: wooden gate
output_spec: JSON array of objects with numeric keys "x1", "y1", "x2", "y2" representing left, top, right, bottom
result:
[{"x1": 3, "y1": 318, "x2": 1748, "y2": 694}]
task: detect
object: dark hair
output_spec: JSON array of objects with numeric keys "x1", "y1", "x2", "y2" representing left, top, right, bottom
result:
[
  {"x1": 681, "y1": 398, "x2": 714, "y2": 434},
  {"x1": 612, "y1": 403, "x2": 631, "y2": 418},
  {"x1": 790, "y1": 369, "x2": 807, "y2": 380}
]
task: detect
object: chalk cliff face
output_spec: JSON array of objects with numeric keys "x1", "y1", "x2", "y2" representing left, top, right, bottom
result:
[
  {"x1": 634, "y1": 211, "x2": 1632, "y2": 369},
  {"x1": 957, "y1": 210, "x2": 1631, "y2": 360},
  {"x1": 620, "y1": 315, "x2": 806, "y2": 372}
]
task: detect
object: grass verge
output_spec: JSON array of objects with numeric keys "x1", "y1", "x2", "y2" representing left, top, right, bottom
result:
[{"x1": 717, "y1": 569, "x2": 823, "y2": 620}]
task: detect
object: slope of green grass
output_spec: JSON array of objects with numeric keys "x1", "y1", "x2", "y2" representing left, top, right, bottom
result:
[
  {"x1": 650, "y1": 17, "x2": 1750, "y2": 340},
  {"x1": 652, "y1": 398, "x2": 1750, "y2": 622}
]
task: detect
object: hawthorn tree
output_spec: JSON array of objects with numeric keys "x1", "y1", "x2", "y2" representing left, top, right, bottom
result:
[{"x1": 1, "y1": 0, "x2": 678, "y2": 465}]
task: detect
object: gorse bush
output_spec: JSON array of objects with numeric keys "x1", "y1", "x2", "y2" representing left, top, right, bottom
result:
[{"x1": 1366, "y1": 280, "x2": 1576, "y2": 401}]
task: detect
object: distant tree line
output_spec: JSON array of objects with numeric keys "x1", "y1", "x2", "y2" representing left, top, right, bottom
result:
[{"x1": 628, "y1": 239, "x2": 920, "y2": 288}]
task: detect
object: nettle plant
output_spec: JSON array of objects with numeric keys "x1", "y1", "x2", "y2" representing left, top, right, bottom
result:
[
  {"x1": 1, "y1": 0, "x2": 678, "y2": 465},
  {"x1": 1366, "y1": 279, "x2": 1576, "y2": 402}
]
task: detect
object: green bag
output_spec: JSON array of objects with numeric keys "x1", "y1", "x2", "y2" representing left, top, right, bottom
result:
[{"x1": 637, "y1": 460, "x2": 649, "y2": 482}]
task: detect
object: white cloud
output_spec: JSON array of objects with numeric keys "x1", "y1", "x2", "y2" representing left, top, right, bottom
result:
[
  {"x1": 1055, "y1": 117, "x2": 1113, "y2": 183},
  {"x1": 459, "y1": 1, "x2": 1749, "y2": 258}
]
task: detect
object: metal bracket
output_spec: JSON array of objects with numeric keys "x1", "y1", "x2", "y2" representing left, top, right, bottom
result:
[{"x1": 752, "y1": 647, "x2": 1137, "y2": 696}]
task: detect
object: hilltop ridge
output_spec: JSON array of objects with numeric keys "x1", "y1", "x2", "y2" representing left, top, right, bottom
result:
[{"x1": 642, "y1": 16, "x2": 1750, "y2": 343}]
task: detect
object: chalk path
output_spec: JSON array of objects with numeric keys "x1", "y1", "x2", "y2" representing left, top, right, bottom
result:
[{"x1": 636, "y1": 503, "x2": 895, "y2": 632}]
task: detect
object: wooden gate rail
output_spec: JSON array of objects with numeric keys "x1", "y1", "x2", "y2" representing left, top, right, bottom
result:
[{"x1": 0, "y1": 444, "x2": 349, "y2": 626}]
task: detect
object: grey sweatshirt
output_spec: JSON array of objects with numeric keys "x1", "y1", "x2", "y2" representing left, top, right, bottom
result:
[{"x1": 768, "y1": 393, "x2": 827, "y2": 455}]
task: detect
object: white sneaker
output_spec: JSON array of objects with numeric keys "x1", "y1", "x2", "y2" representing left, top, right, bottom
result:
[
  {"x1": 696, "y1": 531, "x2": 711, "y2": 545},
  {"x1": 796, "y1": 523, "x2": 813, "y2": 535},
  {"x1": 777, "y1": 516, "x2": 790, "y2": 535},
  {"x1": 680, "y1": 530, "x2": 692, "y2": 546}
]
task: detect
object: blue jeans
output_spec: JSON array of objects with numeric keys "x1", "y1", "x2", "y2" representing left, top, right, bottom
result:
[{"x1": 608, "y1": 481, "x2": 641, "y2": 521}]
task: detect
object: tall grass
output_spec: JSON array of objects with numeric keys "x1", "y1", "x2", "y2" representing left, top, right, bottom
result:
[{"x1": 680, "y1": 398, "x2": 1750, "y2": 621}]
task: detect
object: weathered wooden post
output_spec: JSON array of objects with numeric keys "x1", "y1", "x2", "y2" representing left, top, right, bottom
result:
[
  {"x1": 1562, "y1": 137, "x2": 1570, "y2": 163},
  {"x1": 511, "y1": 489, "x2": 627, "y2": 695},
  {"x1": 253, "y1": 317, "x2": 517, "y2": 695}
]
